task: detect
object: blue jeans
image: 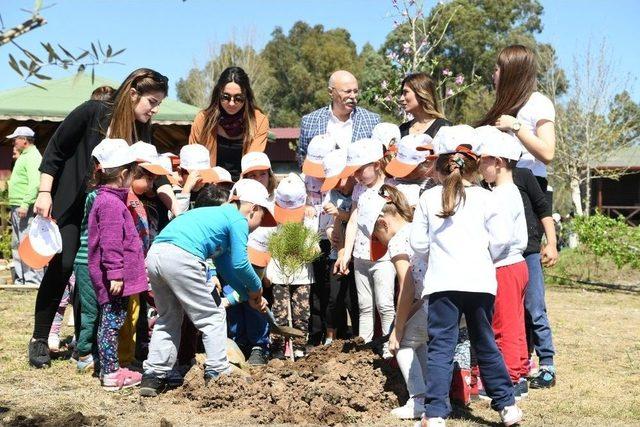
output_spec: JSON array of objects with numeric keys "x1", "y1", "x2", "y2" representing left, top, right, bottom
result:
[
  {"x1": 524, "y1": 252, "x2": 555, "y2": 366},
  {"x1": 227, "y1": 302, "x2": 270, "y2": 353},
  {"x1": 425, "y1": 291, "x2": 515, "y2": 418}
]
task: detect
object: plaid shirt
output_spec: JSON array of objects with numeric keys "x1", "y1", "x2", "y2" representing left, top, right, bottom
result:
[{"x1": 297, "y1": 105, "x2": 380, "y2": 165}]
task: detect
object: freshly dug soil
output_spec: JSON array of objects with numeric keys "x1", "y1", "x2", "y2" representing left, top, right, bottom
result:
[
  {"x1": 180, "y1": 339, "x2": 408, "y2": 425},
  {"x1": 3, "y1": 411, "x2": 106, "y2": 426}
]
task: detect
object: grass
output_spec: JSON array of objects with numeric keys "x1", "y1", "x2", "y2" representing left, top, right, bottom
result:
[{"x1": 1, "y1": 280, "x2": 640, "y2": 425}]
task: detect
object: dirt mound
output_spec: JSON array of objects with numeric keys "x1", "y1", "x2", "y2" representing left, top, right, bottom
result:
[
  {"x1": 3, "y1": 411, "x2": 106, "y2": 427},
  {"x1": 180, "y1": 339, "x2": 407, "y2": 425}
]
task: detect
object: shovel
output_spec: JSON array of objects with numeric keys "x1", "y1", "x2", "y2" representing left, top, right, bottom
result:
[{"x1": 263, "y1": 307, "x2": 306, "y2": 339}]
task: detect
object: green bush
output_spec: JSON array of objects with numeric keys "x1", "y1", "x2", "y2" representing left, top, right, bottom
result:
[
  {"x1": 267, "y1": 222, "x2": 321, "y2": 284},
  {"x1": 0, "y1": 227, "x2": 10, "y2": 260},
  {"x1": 570, "y1": 213, "x2": 640, "y2": 269}
]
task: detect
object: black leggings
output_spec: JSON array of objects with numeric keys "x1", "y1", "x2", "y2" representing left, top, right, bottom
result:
[
  {"x1": 32, "y1": 211, "x2": 82, "y2": 340},
  {"x1": 326, "y1": 259, "x2": 359, "y2": 338}
]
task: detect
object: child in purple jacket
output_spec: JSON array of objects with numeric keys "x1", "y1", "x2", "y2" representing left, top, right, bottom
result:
[{"x1": 88, "y1": 139, "x2": 148, "y2": 391}]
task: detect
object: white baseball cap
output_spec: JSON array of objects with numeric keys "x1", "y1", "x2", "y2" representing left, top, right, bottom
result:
[
  {"x1": 229, "y1": 179, "x2": 277, "y2": 227},
  {"x1": 18, "y1": 215, "x2": 62, "y2": 269},
  {"x1": 247, "y1": 227, "x2": 273, "y2": 267},
  {"x1": 385, "y1": 134, "x2": 432, "y2": 177},
  {"x1": 356, "y1": 191, "x2": 389, "y2": 261},
  {"x1": 475, "y1": 126, "x2": 522, "y2": 161},
  {"x1": 213, "y1": 166, "x2": 233, "y2": 184},
  {"x1": 320, "y1": 148, "x2": 347, "y2": 192},
  {"x1": 179, "y1": 144, "x2": 218, "y2": 183},
  {"x1": 303, "y1": 134, "x2": 339, "y2": 178},
  {"x1": 372, "y1": 123, "x2": 401, "y2": 150},
  {"x1": 130, "y1": 141, "x2": 170, "y2": 175},
  {"x1": 432, "y1": 125, "x2": 479, "y2": 159},
  {"x1": 91, "y1": 138, "x2": 136, "y2": 169},
  {"x1": 157, "y1": 156, "x2": 179, "y2": 185},
  {"x1": 6, "y1": 126, "x2": 35, "y2": 139},
  {"x1": 339, "y1": 139, "x2": 385, "y2": 178},
  {"x1": 241, "y1": 151, "x2": 271, "y2": 176},
  {"x1": 274, "y1": 173, "x2": 307, "y2": 224}
]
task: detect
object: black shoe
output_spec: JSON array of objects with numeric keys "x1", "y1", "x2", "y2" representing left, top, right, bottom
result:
[
  {"x1": 530, "y1": 366, "x2": 556, "y2": 389},
  {"x1": 140, "y1": 375, "x2": 170, "y2": 397},
  {"x1": 515, "y1": 378, "x2": 529, "y2": 397},
  {"x1": 28, "y1": 338, "x2": 51, "y2": 368},
  {"x1": 247, "y1": 346, "x2": 267, "y2": 366}
]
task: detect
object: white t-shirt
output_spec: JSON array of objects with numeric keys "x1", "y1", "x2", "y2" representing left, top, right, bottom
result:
[
  {"x1": 490, "y1": 183, "x2": 527, "y2": 268},
  {"x1": 387, "y1": 224, "x2": 427, "y2": 299},
  {"x1": 515, "y1": 92, "x2": 555, "y2": 177},
  {"x1": 326, "y1": 106, "x2": 354, "y2": 148},
  {"x1": 352, "y1": 180, "x2": 389, "y2": 261}
]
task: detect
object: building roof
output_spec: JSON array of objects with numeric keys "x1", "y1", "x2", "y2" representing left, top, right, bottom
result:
[
  {"x1": 271, "y1": 127, "x2": 300, "y2": 139},
  {"x1": 0, "y1": 74, "x2": 200, "y2": 124},
  {"x1": 593, "y1": 146, "x2": 640, "y2": 169}
]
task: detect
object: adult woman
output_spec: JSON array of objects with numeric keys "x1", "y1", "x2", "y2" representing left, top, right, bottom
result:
[
  {"x1": 477, "y1": 44, "x2": 558, "y2": 390},
  {"x1": 28, "y1": 68, "x2": 175, "y2": 368},
  {"x1": 189, "y1": 66, "x2": 269, "y2": 180},
  {"x1": 477, "y1": 44, "x2": 556, "y2": 192},
  {"x1": 399, "y1": 73, "x2": 452, "y2": 138}
]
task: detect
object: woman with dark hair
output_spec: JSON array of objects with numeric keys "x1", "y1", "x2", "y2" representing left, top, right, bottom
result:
[
  {"x1": 399, "y1": 72, "x2": 452, "y2": 138},
  {"x1": 28, "y1": 68, "x2": 177, "y2": 368},
  {"x1": 477, "y1": 44, "x2": 556, "y2": 191},
  {"x1": 189, "y1": 66, "x2": 269, "y2": 180}
]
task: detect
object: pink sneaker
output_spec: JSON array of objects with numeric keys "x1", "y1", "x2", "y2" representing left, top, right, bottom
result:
[{"x1": 101, "y1": 368, "x2": 142, "y2": 391}]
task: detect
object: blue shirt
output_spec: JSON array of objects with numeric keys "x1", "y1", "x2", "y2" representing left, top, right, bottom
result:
[{"x1": 154, "y1": 204, "x2": 262, "y2": 292}]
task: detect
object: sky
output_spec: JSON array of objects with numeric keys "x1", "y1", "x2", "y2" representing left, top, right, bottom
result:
[{"x1": 0, "y1": 0, "x2": 638, "y2": 101}]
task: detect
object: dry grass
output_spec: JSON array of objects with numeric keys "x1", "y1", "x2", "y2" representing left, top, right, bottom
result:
[{"x1": 0, "y1": 284, "x2": 639, "y2": 426}]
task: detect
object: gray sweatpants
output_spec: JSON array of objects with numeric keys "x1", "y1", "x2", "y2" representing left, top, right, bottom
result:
[{"x1": 143, "y1": 243, "x2": 229, "y2": 377}]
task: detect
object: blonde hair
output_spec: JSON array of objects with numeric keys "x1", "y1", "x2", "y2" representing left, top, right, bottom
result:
[
  {"x1": 108, "y1": 68, "x2": 168, "y2": 143},
  {"x1": 435, "y1": 148, "x2": 479, "y2": 218}
]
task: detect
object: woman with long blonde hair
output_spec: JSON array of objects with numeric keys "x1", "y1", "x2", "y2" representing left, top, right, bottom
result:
[{"x1": 399, "y1": 72, "x2": 452, "y2": 138}]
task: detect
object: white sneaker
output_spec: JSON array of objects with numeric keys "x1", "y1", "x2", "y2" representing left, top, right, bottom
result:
[
  {"x1": 47, "y1": 335, "x2": 60, "y2": 352},
  {"x1": 414, "y1": 416, "x2": 446, "y2": 427},
  {"x1": 391, "y1": 397, "x2": 425, "y2": 420},
  {"x1": 500, "y1": 405, "x2": 523, "y2": 426}
]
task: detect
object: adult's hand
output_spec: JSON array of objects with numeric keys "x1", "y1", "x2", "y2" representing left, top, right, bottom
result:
[
  {"x1": 541, "y1": 243, "x2": 558, "y2": 267},
  {"x1": 495, "y1": 114, "x2": 517, "y2": 131},
  {"x1": 34, "y1": 192, "x2": 52, "y2": 218}
]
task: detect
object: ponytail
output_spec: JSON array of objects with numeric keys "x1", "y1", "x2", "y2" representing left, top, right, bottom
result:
[
  {"x1": 435, "y1": 151, "x2": 478, "y2": 218},
  {"x1": 378, "y1": 184, "x2": 414, "y2": 222}
]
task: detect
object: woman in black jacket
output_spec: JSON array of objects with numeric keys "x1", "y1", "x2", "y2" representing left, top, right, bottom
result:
[{"x1": 28, "y1": 68, "x2": 176, "y2": 368}]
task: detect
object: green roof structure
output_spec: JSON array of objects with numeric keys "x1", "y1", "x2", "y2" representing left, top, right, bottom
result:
[{"x1": 0, "y1": 74, "x2": 199, "y2": 124}]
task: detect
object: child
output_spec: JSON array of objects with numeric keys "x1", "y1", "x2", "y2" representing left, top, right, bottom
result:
[
  {"x1": 119, "y1": 142, "x2": 172, "y2": 368},
  {"x1": 88, "y1": 139, "x2": 149, "y2": 391},
  {"x1": 476, "y1": 126, "x2": 529, "y2": 398},
  {"x1": 385, "y1": 133, "x2": 436, "y2": 207},
  {"x1": 320, "y1": 149, "x2": 358, "y2": 343},
  {"x1": 302, "y1": 134, "x2": 341, "y2": 346},
  {"x1": 226, "y1": 152, "x2": 276, "y2": 364},
  {"x1": 175, "y1": 144, "x2": 220, "y2": 213},
  {"x1": 213, "y1": 166, "x2": 235, "y2": 190},
  {"x1": 267, "y1": 173, "x2": 314, "y2": 358},
  {"x1": 361, "y1": 184, "x2": 427, "y2": 420},
  {"x1": 141, "y1": 179, "x2": 275, "y2": 396},
  {"x1": 48, "y1": 275, "x2": 75, "y2": 352},
  {"x1": 335, "y1": 139, "x2": 396, "y2": 358},
  {"x1": 410, "y1": 125, "x2": 523, "y2": 426}
]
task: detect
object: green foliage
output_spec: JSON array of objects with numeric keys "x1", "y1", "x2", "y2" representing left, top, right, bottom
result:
[
  {"x1": 0, "y1": 228, "x2": 11, "y2": 260},
  {"x1": 570, "y1": 213, "x2": 640, "y2": 270},
  {"x1": 261, "y1": 22, "x2": 362, "y2": 126},
  {"x1": 267, "y1": 222, "x2": 321, "y2": 285}
]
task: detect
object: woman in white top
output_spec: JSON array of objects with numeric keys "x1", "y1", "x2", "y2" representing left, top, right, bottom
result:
[
  {"x1": 478, "y1": 44, "x2": 556, "y2": 192},
  {"x1": 410, "y1": 125, "x2": 522, "y2": 426}
]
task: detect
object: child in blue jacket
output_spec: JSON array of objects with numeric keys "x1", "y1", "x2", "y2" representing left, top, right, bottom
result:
[{"x1": 140, "y1": 179, "x2": 275, "y2": 396}]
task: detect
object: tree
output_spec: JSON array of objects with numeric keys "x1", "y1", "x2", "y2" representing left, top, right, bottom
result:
[
  {"x1": 377, "y1": 0, "x2": 567, "y2": 123},
  {"x1": 261, "y1": 22, "x2": 362, "y2": 127},
  {"x1": 1, "y1": 1, "x2": 125, "y2": 87},
  {"x1": 176, "y1": 40, "x2": 274, "y2": 110},
  {"x1": 543, "y1": 41, "x2": 640, "y2": 216}
]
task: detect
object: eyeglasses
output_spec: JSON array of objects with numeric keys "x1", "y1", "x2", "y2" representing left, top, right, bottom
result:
[
  {"x1": 221, "y1": 93, "x2": 246, "y2": 104},
  {"x1": 330, "y1": 87, "x2": 359, "y2": 96}
]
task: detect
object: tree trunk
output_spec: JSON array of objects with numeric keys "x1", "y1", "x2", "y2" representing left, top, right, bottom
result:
[{"x1": 570, "y1": 177, "x2": 583, "y2": 216}]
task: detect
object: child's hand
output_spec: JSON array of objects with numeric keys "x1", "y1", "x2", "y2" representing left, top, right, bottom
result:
[
  {"x1": 541, "y1": 243, "x2": 558, "y2": 267},
  {"x1": 249, "y1": 296, "x2": 268, "y2": 313},
  {"x1": 388, "y1": 328, "x2": 402, "y2": 356},
  {"x1": 209, "y1": 276, "x2": 222, "y2": 294},
  {"x1": 182, "y1": 170, "x2": 202, "y2": 194},
  {"x1": 262, "y1": 277, "x2": 272, "y2": 288},
  {"x1": 333, "y1": 252, "x2": 351, "y2": 275},
  {"x1": 323, "y1": 202, "x2": 339, "y2": 216},
  {"x1": 110, "y1": 280, "x2": 123, "y2": 295},
  {"x1": 304, "y1": 205, "x2": 317, "y2": 219}
]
